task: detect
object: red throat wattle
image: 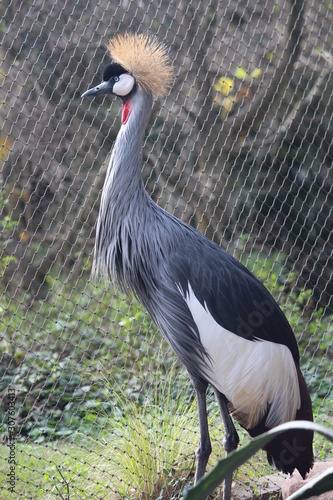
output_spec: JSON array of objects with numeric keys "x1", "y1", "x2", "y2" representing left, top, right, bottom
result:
[{"x1": 122, "y1": 100, "x2": 131, "y2": 125}]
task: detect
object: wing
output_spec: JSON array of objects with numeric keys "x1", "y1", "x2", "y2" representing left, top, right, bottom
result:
[{"x1": 169, "y1": 232, "x2": 300, "y2": 364}]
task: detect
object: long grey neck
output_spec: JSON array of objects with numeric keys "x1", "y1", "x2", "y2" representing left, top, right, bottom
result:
[{"x1": 92, "y1": 89, "x2": 154, "y2": 283}]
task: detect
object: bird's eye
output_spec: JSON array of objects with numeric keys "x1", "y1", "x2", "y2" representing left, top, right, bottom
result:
[{"x1": 114, "y1": 76, "x2": 120, "y2": 82}]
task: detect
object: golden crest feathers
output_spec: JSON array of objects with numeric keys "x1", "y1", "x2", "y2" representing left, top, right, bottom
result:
[{"x1": 107, "y1": 33, "x2": 174, "y2": 97}]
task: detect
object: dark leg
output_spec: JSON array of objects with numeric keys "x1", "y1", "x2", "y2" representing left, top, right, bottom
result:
[
  {"x1": 189, "y1": 373, "x2": 212, "y2": 483},
  {"x1": 214, "y1": 389, "x2": 239, "y2": 500},
  {"x1": 195, "y1": 386, "x2": 212, "y2": 482},
  {"x1": 214, "y1": 390, "x2": 239, "y2": 453}
]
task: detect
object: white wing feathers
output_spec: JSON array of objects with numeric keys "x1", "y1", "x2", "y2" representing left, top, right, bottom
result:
[{"x1": 183, "y1": 284, "x2": 301, "y2": 429}]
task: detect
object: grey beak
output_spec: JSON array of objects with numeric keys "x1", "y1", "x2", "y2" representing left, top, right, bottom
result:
[{"x1": 82, "y1": 80, "x2": 113, "y2": 97}]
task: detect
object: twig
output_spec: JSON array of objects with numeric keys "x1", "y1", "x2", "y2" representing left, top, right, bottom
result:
[{"x1": 54, "y1": 465, "x2": 71, "y2": 500}]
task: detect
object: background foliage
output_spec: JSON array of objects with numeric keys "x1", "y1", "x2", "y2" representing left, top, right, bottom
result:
[{"x1": 0, "y1": 0, "x2": 332, "y2": 498}]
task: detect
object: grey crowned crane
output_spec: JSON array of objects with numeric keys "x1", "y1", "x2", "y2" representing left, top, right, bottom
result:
[{"x1": 82, "y1": 33, "x2": 313, "y2": 498}]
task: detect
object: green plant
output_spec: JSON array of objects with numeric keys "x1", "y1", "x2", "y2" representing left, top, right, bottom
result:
[
  {"x1": 0, "y1": 441, "x2": 110, "y2": 498},
  {"x1": 0, "y1": 274, "x2": 174, "y2": 442},
  {"x1": 95, "y1": 366, "x2": 198, "y2": 499},
  {"x1": 0, "y1": 190, "x2": 17, "y2": 271}
]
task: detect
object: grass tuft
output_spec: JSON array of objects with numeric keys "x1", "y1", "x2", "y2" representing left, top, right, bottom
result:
[{"x1": 95, "y1": 368, "x2": 199, "y2": 498}]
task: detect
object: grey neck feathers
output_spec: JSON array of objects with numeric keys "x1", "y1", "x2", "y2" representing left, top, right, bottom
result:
[
  {"x1": 92, "y1": 90, "x2": 156, "y2": 287},
  {"x1": 91, "y1": 88, "x2": 207, "y2": 377}
]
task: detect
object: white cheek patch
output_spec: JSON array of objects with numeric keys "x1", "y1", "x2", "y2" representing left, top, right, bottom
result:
[{"x1": 113, "y1": 73, "x2": 135, "y2": 96}]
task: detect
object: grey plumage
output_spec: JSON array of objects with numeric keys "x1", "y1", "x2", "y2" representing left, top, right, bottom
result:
[
  {"x1": 93, "y1": 89, "x2": 210, "y2": 379},
  {"x1": 83, "y1": 33, "x2": 313, "y2": 499}
]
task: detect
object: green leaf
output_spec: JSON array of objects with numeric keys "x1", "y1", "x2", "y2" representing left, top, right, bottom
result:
[
  {"x1": 184, "y1": 421, "x2": 333, "y2": 500},
  {"x1": 235, "y1": 66, "x2": 248, "y2": 81},
  {"x1": 250, "y1": 68, "x2": 262, "y2": 79},
  {"x1": 213, "y1": 76, "x2": 234, "y2": 95},
  {"x1": 287, "y1": 467, "x2": 333, "y2": 500}
]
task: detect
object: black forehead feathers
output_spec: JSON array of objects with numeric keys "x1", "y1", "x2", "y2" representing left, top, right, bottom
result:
[{"x1": 103, "y1": 63, "x2": 127, "y2": 82}]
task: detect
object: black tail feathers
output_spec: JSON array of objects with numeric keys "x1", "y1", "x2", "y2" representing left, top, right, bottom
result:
[
  {"x1": 266, "y1": 428, "x2": 314, "y2": 478},
  {"x1": 265, "y1": 365, "x2": 314, "y2": 478},
  {"x1": 247, "y1": 365, "x2": 314, "y2": 478}
]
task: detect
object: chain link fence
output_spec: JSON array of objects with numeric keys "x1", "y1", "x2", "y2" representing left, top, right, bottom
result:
[{"x1": 0, "y1": 0, "x2": 332, "y2": 497}]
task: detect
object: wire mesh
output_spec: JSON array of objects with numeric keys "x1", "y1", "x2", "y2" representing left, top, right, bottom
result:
[{"x1": 0, "y1": 0, "x2": 332, "y2": 498}]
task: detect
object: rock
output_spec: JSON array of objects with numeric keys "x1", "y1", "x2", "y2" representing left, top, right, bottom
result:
[
  {"x1": 233, "y1": 474, "x2": 284, "y2": 499},
  {"x1": 282, "y1": 461, "x2": 333, "y2": 499}
]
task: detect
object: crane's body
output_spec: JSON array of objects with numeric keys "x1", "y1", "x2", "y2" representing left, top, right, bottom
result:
[{"x1": 83, "y1": 33, "x2": 313, "y2": 497}]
